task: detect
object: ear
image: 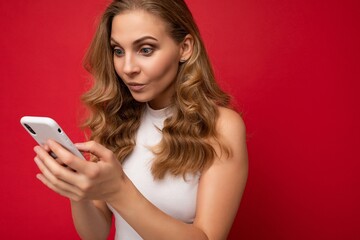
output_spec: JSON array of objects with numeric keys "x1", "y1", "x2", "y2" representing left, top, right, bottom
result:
[{"x1": 179, "y1": 34, "x2": 194, "y2": 63}]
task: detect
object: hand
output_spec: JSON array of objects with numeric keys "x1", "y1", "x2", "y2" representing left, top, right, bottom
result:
[{"x1": 34, "y1": 140, "x2": 126, "y2": 202}]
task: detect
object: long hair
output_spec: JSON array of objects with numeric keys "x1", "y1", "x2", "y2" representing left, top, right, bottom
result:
[{"x1": 82, "y1": 0, "x2": 232, "y2": 179}]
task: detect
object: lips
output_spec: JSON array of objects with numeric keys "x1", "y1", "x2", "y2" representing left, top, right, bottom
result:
[{"x1": 127, "y1": 83, "x2": 146, "y2": 92}]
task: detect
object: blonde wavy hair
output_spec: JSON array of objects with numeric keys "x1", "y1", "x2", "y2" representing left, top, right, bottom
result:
[{"x1": 82, "y1": 0, "x2": 233, "y2": 179}]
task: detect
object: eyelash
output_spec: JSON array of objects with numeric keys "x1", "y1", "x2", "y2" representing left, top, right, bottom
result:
[
  {"x1": 111, "y1": 46, "x2": 155, "y2": 57},
  {"x1": 139, "y1": 47, "x2": 154, "y2": 56},
  {"x1": 113, "y1": 47, "x2": 124, "y2": 57}
]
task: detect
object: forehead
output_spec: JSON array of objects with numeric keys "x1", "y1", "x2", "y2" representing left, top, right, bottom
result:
[{"x1": 111, "y1": 10, "x2": 170, "y2": 43}]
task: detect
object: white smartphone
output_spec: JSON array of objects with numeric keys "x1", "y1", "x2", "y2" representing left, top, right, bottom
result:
[{"x1": 20, "y1": 116, "x2": 85, "y2": 160}]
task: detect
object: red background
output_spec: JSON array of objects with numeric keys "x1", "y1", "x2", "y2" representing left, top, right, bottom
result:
[{"x1": 1, "y1": 0, "x2": 359, "y2": 239}]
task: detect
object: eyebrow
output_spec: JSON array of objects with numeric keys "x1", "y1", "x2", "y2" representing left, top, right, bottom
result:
[{"x1": 110, "y1": 36, "x2": 158, "y2": 46}]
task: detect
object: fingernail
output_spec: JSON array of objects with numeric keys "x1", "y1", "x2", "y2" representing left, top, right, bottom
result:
[{"x1": 74, "y1": 143, "x2": 83, "y2": 147}]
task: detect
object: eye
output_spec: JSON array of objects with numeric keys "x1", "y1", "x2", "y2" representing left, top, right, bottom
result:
[
  {"x1": 113, "y1": 47, "x2": 124, "y2": 57},
  {"x1": 139, "y1": 47, "x2": 154, "y2": 56}
]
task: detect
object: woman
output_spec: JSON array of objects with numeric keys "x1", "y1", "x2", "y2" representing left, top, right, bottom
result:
[{"x1": 34, "y1": 0, "x2": 248, "y2": 239}]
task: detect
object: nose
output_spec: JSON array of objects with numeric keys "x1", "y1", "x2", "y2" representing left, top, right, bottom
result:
[{"x1": 122, "y1": 54, "x2": 140, "y2": 77}]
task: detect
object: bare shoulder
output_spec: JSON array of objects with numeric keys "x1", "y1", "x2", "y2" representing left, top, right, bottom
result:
[
  {"x1": 194, "y1": 107, "x2": 248, "y2": 239},
  {"x1": 216, "y1": 107, "x2": 246, "y2": 149}
]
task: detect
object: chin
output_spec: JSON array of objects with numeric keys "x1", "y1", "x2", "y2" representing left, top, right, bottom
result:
[{"x1": 130, "y1": 94, "x2": 152, "y2": 104}]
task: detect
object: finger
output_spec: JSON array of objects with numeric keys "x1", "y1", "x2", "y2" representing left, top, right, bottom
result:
[
  {"x1": 36, "y1": 173, "x2": 84, "y2": 201},
  {"x1": 42, "y1": 144, "x2": 51, "y2": 152},
  {"x1": 34, "y1": 156, "x2": 83, "y2": 196},
  {"x1": 35, "y1": 144, "x2": 65, "y2": 167},
  {"x1": 34, "y1": 146, "x2": 81, "y2": 187},
  {"x1": 75, "y1": 141, "x2": 114, "y2": 162},
  {"x1": 35, "y1": 143, "x2": 58, "y2": 160},
  {"x1": 46, "y1": 139, "x2": 89, "y2": 172},
  {"x1": 34, "y1": 145, "x2": 54, "y2": 162}
]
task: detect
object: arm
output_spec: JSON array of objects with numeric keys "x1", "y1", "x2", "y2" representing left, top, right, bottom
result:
[
  {"x1": 106, "y1": 108, "x2": 248, "y2": 239},
  {"x1": 195, "y1": 107, "x2": 248, "y2": 239},
  {"x1": 34, "y1": 142, "x2": 202, "y2": 239},
  {"x1": 70, "y1": 200, "x2": 112, "y2": 240},
  {"x1": 107, "y1": 176, "x2": 210, "y2": 240},
  {"x1": 34, "y1": 147, "x2": 113, "y2": 239},
  {"x1": 34, "y1": 108, "x2": 247, "y2": 239}
]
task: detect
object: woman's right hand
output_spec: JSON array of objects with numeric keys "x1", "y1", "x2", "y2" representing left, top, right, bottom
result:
[{"x1": 34, "y1": 140, "x2": 127, "y2": 203}]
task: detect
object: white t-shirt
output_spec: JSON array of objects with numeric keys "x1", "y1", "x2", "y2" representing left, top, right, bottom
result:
[{"x1": 108, "y1": 104, "x2": 200, "y2": 240}]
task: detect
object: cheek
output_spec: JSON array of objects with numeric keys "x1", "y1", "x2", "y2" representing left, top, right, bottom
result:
[
  {"x1": 142, "y1": 52, "x2": 179, "y2": 80},
  {"x1": 113, "y1": 58, "x2": 122, "y2": 75}
]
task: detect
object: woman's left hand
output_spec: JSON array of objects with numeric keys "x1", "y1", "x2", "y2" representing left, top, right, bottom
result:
[{"x1": 34, "y1": 140, "x2": 126, "y2": 202}]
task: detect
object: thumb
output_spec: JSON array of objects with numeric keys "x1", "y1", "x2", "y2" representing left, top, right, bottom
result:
[{"x1": 75, "y1": 141, "x2": 114, "y2": 162}]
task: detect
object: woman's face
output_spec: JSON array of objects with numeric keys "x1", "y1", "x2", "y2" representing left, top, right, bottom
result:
[{"x1": 111, "y1": 10, "x2": 182, "y2": 109}]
